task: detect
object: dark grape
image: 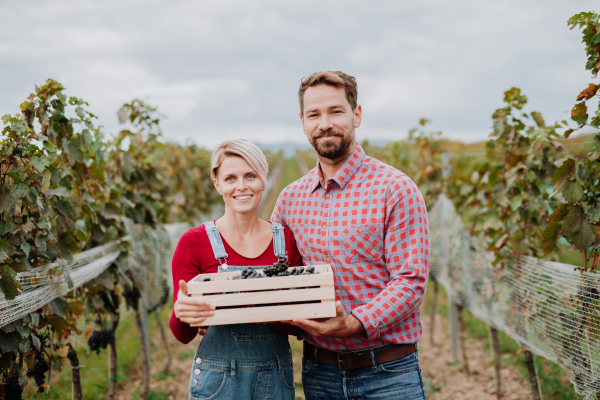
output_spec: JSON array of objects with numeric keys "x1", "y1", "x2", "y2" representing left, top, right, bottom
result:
[
  {"x1": 4, "y1": 371, "x2": 23, "y2": 400},
  {"x1": 26, "y1": 351, "x2": 49, "y2": 393},
  {"x1": 87, "y1": 329, "x2": 116, "y2": 355},
  {"x1": 123, "y1": 286, "x2": 141, "y2": 311},
  {"x1": 232, "y1": 262, "x2": 316, "y2": 279}
]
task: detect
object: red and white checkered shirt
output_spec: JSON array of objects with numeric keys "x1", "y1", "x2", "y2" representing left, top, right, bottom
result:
[{"x1": 271, "y1": 143, "x2": 430, "y2": 351}]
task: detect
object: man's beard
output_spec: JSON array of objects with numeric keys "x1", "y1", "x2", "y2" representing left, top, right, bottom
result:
[{"x1": 310, "y1": 129, "x2": 353, "y2": 160}]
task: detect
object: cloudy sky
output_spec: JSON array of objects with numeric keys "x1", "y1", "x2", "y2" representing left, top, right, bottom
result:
[{"x1": 1, "y1": 0, "x2": 598, "y2": 148}]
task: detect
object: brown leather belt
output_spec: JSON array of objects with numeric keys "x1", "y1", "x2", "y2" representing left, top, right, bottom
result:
[{"x1": 303, "y1": 341, "x2": 416, "y2": 371}]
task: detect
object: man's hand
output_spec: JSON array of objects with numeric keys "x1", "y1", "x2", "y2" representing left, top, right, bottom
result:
[
  {"x1": 286, "y1": 301, "x2": 364, "y2": 338},
  {"x1": 174, "y1": 280, "x2": 215, "y2": 326}
]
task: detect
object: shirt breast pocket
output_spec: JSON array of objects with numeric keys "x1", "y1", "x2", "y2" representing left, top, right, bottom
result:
[{"x1": 342, "y1": 224, "x2": 383, "y2": 263}]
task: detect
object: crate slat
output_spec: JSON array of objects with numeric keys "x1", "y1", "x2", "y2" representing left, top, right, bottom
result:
[
  {"x1": 187, "y1": 265, "x2": 333, "y2": 295},
  {"x1": 190, "y1": 301, "x2": 336, "y2": 326},
  {"x1": 187, "y1": 264, "x2": 336, "y2": 325},
  {"x1": 202, "y1": 286, "x2": 334, "y2": 307}
]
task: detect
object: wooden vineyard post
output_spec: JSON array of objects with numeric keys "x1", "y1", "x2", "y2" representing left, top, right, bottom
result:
[
  {"x1": 154, "y1": 312, "x2": 172, "y2": 374},
  {"x1": 430, "y1": 278, "x2": 438, "y2": 347},
  {"x1": 490, "y1": 327, "x2": 502, "y2": 399},
  {"x1": 134, "y1": 308, "x2": 150, "y2": 398},
  {"x1": 456, "y1": 305, "x2": 470, "y2": 375},
  {"x1": 65, "y1": 343, "x2": 82, "y2": 400},
  {"x1": 107, "y1": 339, "x2": 118, "y2": 400},
  {"x1": 448, "y1": 298, "x2": 459, "y2": 363},
  {"x1": 522, "y1": 350, "x2": 542, "y2": 400}
]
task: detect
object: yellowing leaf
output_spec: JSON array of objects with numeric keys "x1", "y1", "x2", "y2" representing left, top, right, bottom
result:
[
  {"x1": 41, "y1": 170, "x2": 51, "y2": 192},
  {"x1": 576, "y1": 83, "x2": 599, "y2": 101},
  {"x1": 57, "y1": 345, "x2": 70, "y2": 358}
]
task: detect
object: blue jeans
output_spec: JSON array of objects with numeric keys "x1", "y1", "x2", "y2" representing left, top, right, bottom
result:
[
  {"x1": 189, "y1": 324, "x2": 295, "y2": 400},
  {"x1": 301, "y1": 347, "x2": 426, "y2": 400}
]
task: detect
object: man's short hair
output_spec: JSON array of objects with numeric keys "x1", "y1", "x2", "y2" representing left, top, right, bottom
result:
[
  {"x1": 298, "y1": 71, "x2": 358, "y2": 115},
  {"x1": 210, "y1": 139, "x2": 269, "y2": 186}
]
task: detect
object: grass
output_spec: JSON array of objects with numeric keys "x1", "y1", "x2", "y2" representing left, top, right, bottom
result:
[
  {"x1": 28, "y1": 305, "x2": 172, "y2": 399},
  {"x1": 421, "y1": 280, "x2": 581, "y2": 400}
]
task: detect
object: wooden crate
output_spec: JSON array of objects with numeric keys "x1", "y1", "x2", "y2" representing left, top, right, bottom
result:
[{"x1": 186, "y1": 264, "x2": 336, "y2": 326}]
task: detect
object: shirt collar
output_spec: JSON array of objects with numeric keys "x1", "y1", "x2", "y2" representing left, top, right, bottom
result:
[{"x1": 309, "y1": 143, "x2": 366, "y2": 192}]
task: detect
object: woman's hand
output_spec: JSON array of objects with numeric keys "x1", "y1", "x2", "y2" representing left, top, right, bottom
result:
[{"x1": 174, "y1": 280, "x2": 216, "y2": 326}]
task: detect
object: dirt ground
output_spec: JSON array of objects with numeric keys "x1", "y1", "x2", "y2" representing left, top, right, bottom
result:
[
  {"x1": 420, "y1": 313, "x2": 533, "y2": 400},
  {"x1": 114, "y1": 313, "x2": 534, "y2": 400}
]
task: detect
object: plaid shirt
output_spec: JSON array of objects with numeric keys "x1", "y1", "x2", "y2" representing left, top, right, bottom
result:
[{"x1": 271, "y1": 144, "x2": 430, "y2": 351}]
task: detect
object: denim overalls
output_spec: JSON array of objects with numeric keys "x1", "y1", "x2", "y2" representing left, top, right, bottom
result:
[{"x1": 188, "y1": 221, "x2": 295, "y2": 400}]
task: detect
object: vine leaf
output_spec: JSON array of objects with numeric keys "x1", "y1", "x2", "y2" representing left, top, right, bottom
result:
[
  {"x1": 571, "y1": 103, "x2": 588, "y2": 125},
  {"x1": 41, "y1": 170, "x2": 52, "y2": 192},
  {"x1": 542, "y1": 222, "x2": 562, "y2": 255},
  {"x1": 576, "y1": 83, "x2": 599, "y2": 101},
  {"x1": 10, "y1": 183, "x2": 29, "y2": 199},
  {"x1": 561, "y1": 206, "x2": 597, "y2": 251},
  {"x1": 548, "y1": 204, "x2": 569, "y2": 223},
  {"x1": 0, "y1": 265, "x2": 22, "y2": 300},
  {"x1": 0, "y1": 187, "x2": 17, "y2": 215},
  {"x1": 0, "y1": 331, "x2": 22, "y2": 353},
  {"x1": 552, "y1": 158, "x2": 576, "y2": 185},
  {"x1": 48, "y1": 297, "x2": 67, "y2": 317},
  {"x1": 31, "y1": 155, "x2": 50, "y2": 173},
  {"x1": 531, "y1": 111, "x2": 546, "y2": 127},
  {"x1": 561, "y1": 180, "x2": 584, "y2": 203}
]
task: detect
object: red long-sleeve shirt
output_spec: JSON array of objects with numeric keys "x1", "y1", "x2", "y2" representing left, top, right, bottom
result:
[{"x1": 169, "y1": 223, "x2": 304, "y2": 344}]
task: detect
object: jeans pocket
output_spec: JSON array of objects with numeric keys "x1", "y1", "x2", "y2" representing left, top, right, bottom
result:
[
  {"x1": 377, "y1": 353, "x2": 420, "y2": 374},
  {"x1": 189, "y1": 367, "x2": 227, "y2": 400},
  {"x1": 280, "y1": 359, "x2": 295, "y2": 390},
  {"x1": 230, "y1": 323, "x2": 275, "y2": 341},
  {"x1": 301, "y1": 357, "x2": 312, "y2": 374}
]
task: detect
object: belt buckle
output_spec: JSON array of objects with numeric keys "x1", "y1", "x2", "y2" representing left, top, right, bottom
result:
[{"x1": 336, "y1": 351, "x2": 352, "y2": 370}]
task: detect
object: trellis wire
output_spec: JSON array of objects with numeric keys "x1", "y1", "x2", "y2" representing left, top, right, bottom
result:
[{"x1": 429, "y1": 194, "x2": 600, "y2": 399}]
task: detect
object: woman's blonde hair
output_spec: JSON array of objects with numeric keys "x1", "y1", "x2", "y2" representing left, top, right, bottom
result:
[{"x1": 211, "y1": 139, "x2": 269, "y2": 186}]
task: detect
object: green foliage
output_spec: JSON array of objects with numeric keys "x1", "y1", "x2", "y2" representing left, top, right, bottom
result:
[
  {"x1": 0, "y1": 81, "x2": 217, "y2": 391},
  {"x1": 567, "y1": 12, "x2": 600, "y2": 131},
  {"x1": 459, "y1": 87, "x2": 566, "y2": 261}
]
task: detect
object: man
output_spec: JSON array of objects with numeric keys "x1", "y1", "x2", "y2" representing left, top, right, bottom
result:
[{"x1": 271, "y1": 71, "x2": 430, "y2": 400}]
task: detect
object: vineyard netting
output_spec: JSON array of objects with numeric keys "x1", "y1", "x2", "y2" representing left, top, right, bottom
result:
[{"x1": 430, "y1": 194, "x2": 600, "y2": 399}]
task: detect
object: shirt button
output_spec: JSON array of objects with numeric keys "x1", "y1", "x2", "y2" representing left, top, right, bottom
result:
[
  {"x1": 294, "y1": 227, "x2": 298, "y2": 232},
  {"x1": 335, "y1": 289, "x2": 340, "y2": 294},
  {"x1": 196, "y1": 358, "x2": 202, "y2": 364},
  {"x1": 326, "y1": 256, "x2": 332, "y2": 263},
  {"x1": 358, "y1": 227, "x2": 363, "y2": 233},
  {"x1": 194, "y1": 368, "x2": 201, "y2": 375},
  {"x1": 322, "y1": 224, "x2": 326, "y2": 229},
  {"x1": 326, "y1": 193, "x2": 330, "y2": 198}
]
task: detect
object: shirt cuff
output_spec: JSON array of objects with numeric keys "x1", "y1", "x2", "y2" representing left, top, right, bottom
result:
[{"x1": 351, "y1": 307, "x2": 380, "y2": 340}]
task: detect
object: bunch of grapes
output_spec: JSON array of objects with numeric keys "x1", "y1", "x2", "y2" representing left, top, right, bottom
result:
[
  {"x1": 123, "y1": 286, "x2": 141, "y2": 311},
  {"x1": 3, "y1": 371, "x2": 23, "y2": 400},
  {"x1": 87, "y1": 329, "x2": 115, "y2": 354},
  {"x1": 26, "y1": 351, "x2": 49, "y2": 393},
  {"x1": 229, "y1": 262, "x2": 317, "y2": 280}
]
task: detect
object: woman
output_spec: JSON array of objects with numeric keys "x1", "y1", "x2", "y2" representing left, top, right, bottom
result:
[{"x1": 169, "y1": 139, "x2": 302, "y2": 400}]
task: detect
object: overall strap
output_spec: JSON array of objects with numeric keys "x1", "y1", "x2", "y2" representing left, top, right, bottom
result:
[
  {"x1": 203, "y1": 221, "x2": 228, "y2": 264},
  {"x1": 271, "y1": 222, "x2": 287, "y2": 261}
]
